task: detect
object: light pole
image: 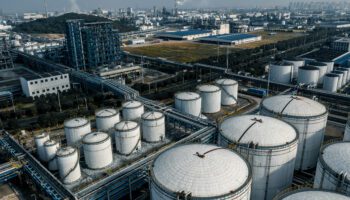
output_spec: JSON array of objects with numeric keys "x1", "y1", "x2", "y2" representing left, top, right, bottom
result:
[{"x1": 57, "y1": 91, "x2": 62, "y2": 113}]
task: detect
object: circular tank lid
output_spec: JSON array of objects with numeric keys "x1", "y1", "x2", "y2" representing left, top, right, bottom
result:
[
  {"x1": 220, "y1": 115, "x2": 297, "y2": 148},
  {"x1": 332, "y1": 70, "x2": 344, "y2": 75},
  {"x1": 325, "y1": 73, "x2": 340, "y2": 78},
  {"x1": 151, "y1": 144, "x2": 251, "y2": 198},
  {"x1": 308, "y1": 61, "x2": 328, "y2": 67},
  {"x1": 215, "y1": 79, "x2": 238, "y2": 86},
  {"x1": 175, "y1": 92, "x2": 201, "y2": 101},
  {"x1": 337, "y1": 68, "x2": 349, "y2": 72},
  {"x1": 279, "y1": 190, "x2": 349, "y2": 200},
  {"x1": 64, "y1": 118, "x2": 89, "y2": 128},
  {"x1": 271, "y1": 61, "x2": 292, "y2": 66},
  {"x1": 115, "y1": 121, "x2": 139, "y2": 131},
  {"x1": 261, "y1": 95, "x2": 327, "y2": 118},
  {"x1": 299, "y1": 66, "x2": 319, "y2": 71},
  {"x1": 35, "y1": 132, "x2": 49, "y2": 139},
  {"x1": 197, "y1": 84, "x2": 220, "y2": 93},
  {"x1": 44, "y1": 140, "x2": 58, "y2": 147},
  {"x1": 95, "y1": 108, "x2": 118, "y2": 118},
  {"x1": 122, "y1": 101, "x2": 143, "y2": 109},
  {"x1": 320, "y1": 142, "x2": 350, "y2": 180},
  {"x1": 56, "y1": 146, "x2": 76, "y2": 157},
  {"x1": 284, "y1": 57, "x2": 304, "y2": 62},
  {"x1": 142, "y1": 111, "x2": 164, "y2": 121},
  {"x1": 83, "y1": 132, "x2": 109, "y2": 144}
]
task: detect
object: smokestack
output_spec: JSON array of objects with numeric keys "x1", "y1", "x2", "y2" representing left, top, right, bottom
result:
[{"x1": 69, "y1": 0, "x2": 80, "y2": 13}]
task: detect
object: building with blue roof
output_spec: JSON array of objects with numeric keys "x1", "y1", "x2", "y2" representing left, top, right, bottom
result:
[
  {"x1": 155, "y1": 30, "x2": 213, "y2": 40},
  {"x1": 199, "y1": 33, "x2": 262, "y2": 46}
]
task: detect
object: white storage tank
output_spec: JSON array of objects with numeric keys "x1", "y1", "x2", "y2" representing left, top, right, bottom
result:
[
  {"x1": 150, "y1": 144, "x2": 252, "y2": 200},
  {"x1": 283, "y1": 58, "x2": 305, "y2": 78},
  {"x1": 297, "y1": 66, "x2": 320, "y2": 87},
  {"x1": 34, "y1": 132, "x2": 50, "y2": 162},
  {"x1": 114, "y1": 121, "x2": 141, "y2": 155},
  {"x1": 314, "y1": 142, "x2": 350, "y2": 195},
  {"x1": 344, "y1": 119, "x2": 350, "y2": 141},
  {"x1": 83, "y1": 132, "x2": 113, "y2": 169},
  {"x1": 56, "y1": 146, "x2": 81, "y2": 184},
  {"x1": 141, "y1": 111, "x2": 165, "y2": 143},
  {"x1": 343, "y1": 65, "x2": 350, "y2": 81},
  {"x1": 218, "y1": 115, "x2": 298, "y2": 200},
  {"x1": 122, "y1": 101, "x2": 144, "y2": 121},
  {"x1": 95, "y1": 108, "x2": 120, "y2": 131},
  {"x1": 323, "y1": 73, "x2": 339, "y2": 93},
  {"x1": 331, "y1": 71, "x2": 344, "y2": 89},
  {"x1": 337, "y1": 68, "x2": 349, "y2": 86},
  {"x1": 269, "y1": 62, "x2": 293, "y2": 84},
  {"x1": 44, "y1": 140, "x2": 60, "y2": 171},
  {"x1": 260, "y1": 95, "x2": 328, "y2": 170},
  {"x1": 196, "y1": 84, "x2": 221, "y2": 114},
  {"x1": 64, "y1": 118, "x2": 91, "y2": 146},
  {"x1": 215, "y1": 79, "x2": 238, "y2": 106},
  {"x1": 174, "y1": 92, "x2": 201, "y2": 117},
  {"x1": 275, "y1": 189, "x2": 349, "y2": 200},
  {"x1": 308, "y1": 61, "x2": 328, "y2": 84},
  {"x1": 319, "y1": 60, "x2": 335, "y2": 73}
]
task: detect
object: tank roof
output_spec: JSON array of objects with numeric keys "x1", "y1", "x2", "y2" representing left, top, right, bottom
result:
[
  {"x1": 175, "y1": 92, "x2": 200, "y2": 100},
  {"x1": 325, "y1": 73, "x2": 340, "y2": 78},
  {"x1": 219, "y1": 115, "x2": 297, "y2": 148},
  {"x1": 333, "y1": 70, "x2": 345, "y2": 74},
  {"x1": 95, "y1": 108, "x2": 118, "y2": 117},
  {"x1": 44, "y1": 140, "x2": 58, "y2": 147},
  {"x1": 35, "y1": 132, "x2": 49, "y2": 139},
  {"x1": 64, "y1": 118, "x2": 89, "y2": 128},
  {"x1": 283, "y1": 57, "x2": 304, "y2": 62},
  {"x1": 299, "y1": 66, "x2": 319, "y2": 71},
  {"x1": 142, "y1": 111, "x2": 164, "y2": 120},
  {"x1": 261, "y1": 95, "x2": 327, "y2": 118},
  {"x1": 279, "y1": 190, "x2": 349, "y2": 200},
  {"x1": 115, "y1": 121, "x2": 139, "y2": 131},
  {"x1": 56, "y1": 146, "x2": 76, "y2": 157},
  {"x1": 83, "y1": 132, "x2": 109, "y2": 144},
  {"x1": 151, "y1": 144, "x2": 250, "y2": 198},
  {"x1": 337, "y1": 68, "x2": 349, "y2": 72},
  {"x1": 308, "y1": 61, "x2": 328, "y2": 67},
  {"x1": 215, "y1": 79, "x2": 238, "y2": 86},
  {"x1": 122, "y1": 101, "x2": 143, "y2": 109},
  {"x1": 271, "y1": 61, "x2": 293, "y2": 66},
  {"x1": 197, "y1": 84, "x2": 220, "y2": 92}
]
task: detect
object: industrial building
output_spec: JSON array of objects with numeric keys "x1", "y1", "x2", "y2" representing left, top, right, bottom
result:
[
  {"x1": 332, "y1": 38, "x2": 350, "y2": 52},
  {"x1": 0, "y1": 33, "x2": 14, "y2": 70},
  {"x1": 199, "y1": 33, "x2": 262, "y2": 45},
  {"x1": 155, "y1": 29, "x2": 212, "y2": 40}
]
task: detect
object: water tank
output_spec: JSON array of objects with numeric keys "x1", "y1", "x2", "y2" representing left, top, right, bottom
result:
[
  {"x1": 218, "y1": 115, "x2": 298, "y2": 200},
  {"x1": 56, "y1": 146, "x2": 81, "y2": 184},
  {"x1": 34, "y1": 132, "x2": 50, "y2": 162},
  {"x1": 319, "y1": 60, "x2": 335, "y2": 73},
  {"x1": 269, "y1": 62, "x2": 293, "y2": 84},
  {"x1": 308, "y1": 62, "x2": 328, "y2": 84},
  {"x1": 275, "y1": 189, "x2": 349, "y2": 200},
  {"x1": 337, "y1": 68, "x2": 349, "y2": 86},
  {"x1": 95, "y1": 108, "x2": 120, "y2": 131},
  {"x1": 174, "y1": 92, "x2": 201, "y2": 117},
  {"x1": 314, "y1": 142, "x2": 350, "y2": 195},
  {"x1": 215, "y1": 79, "x2": 238, "y2": 106},
  {"x1": 331, "y1": 71, "x2": 344, "y2": 89},
  {"x1": 141, "y1": 111, "x2": 165, "y2": 143},
  {"x1": 197, "y1": 84, "x2": 221, "y2": 114},
  {"x1": 260, "y1": 95, "x2": 328, "y2": 170},
  {"x1": 114, "y1": 121, "x2": 141, "y2": 155},
  {"x1": 83, "y1": 132, "x2": 113, "y2": 169},
  {"x1": 64, "y1": 118, "x2": 91, "y2": 146},
  {"x1": 150, "y1": 144, "x2": 252, "y2": 200},
  {"x1": 122, "y1": 101, "x2": 144, "y2": 121},
  {"x1": 283, "y1": 58, "x2": 305, "y2": 78},
  {"x1": 297, "y1": 66, "x2": 320, "y2": 87},
  {"x1": 44, "y1": 140, "x2": 60, "y2": 171},
  {"x1": 323, "y1": 74, "x2": 339, "y2": 93},
  {"x1": 342, "y1": 65, "x2": 350, "y2": 81},
  {"x1": 344, "y1": 120, "x2": 350, "y2": 141}
]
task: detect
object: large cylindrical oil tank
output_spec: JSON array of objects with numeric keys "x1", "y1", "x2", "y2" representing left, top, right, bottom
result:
[
  {"x1": 344, "y1": 119, "x2": 350, "y2": 141},
  {"x1": 196, "y1": 84, "x2": 221, "y2": 114},
  {"x1": 215, "y1": 79, "x2": 238, "y2": 106},
  {"x1": 83, "y1": 132, "x2": 113, "y2": 169},
  {"x1": 283, "y1": 58, "x2": 305, "y2": 78},
  {"x1": 141, "y1": 111, "x2": 165, "y2": 143},
  {"x1": 269, "y1": 62, "x2": 293, "y2": 84},
  {"x1": 150, "y1": 144, "x2": 252, "y2": 200},
  {"x1": 342, "y1": 65, "x2": 350, "y2": 81},
  {"x1": 95, "y1": 108, "x2": 120, "y2": 131},
  {"x1": 56, "y1": 146, "x2": 81, "y2": 184},
  {"x1": 308, "y1": 62, "x2": 328, "y2": 84},
  {"x1": 331, "y1": 71, "x2": 343, "y2": 89},
  {"x1": 44, "y1": 140, "x2": 60, "y2": 171},
  {"x1": 275, "y1": 189, "x2": 349, "y2": 200},
  {"x1": 218, "y1": 115, "x2": 298, "y2": 200},
  {"x1": 260, "y1": 95, "x2": 328, "y2": 170},
  {"x1": 174, "y1": 92, "x2": 201, "y2": 117},
  {"x1": 319, "y1": 60, "x2": 335, "y2": 73},
  {"x1": 122, "y1": 101, "x2": 144, "y2": 121},
  {"x1": 64, "y1": 118, "x2": 91, "y2": 146},
  {"x1": 297, "y1": 66, "x2": 320, "y2": 87},
  {"x1": 114, "y1": 121, "x2": 141, "y2": 155},
  {"x1": 34, "y1": 132, "x2": 50, "y2": 162},
  {"x1": 337, "y1": 68, "x2": 349, "y2": 86},
  {"x1": 314, "y1": 142, "x2": 350, "y2": 195},
  {"x1": 323, "y1": 74, "x2": 339, "y2": 93}
]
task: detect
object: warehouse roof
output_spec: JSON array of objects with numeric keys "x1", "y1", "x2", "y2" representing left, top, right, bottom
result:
[
  {"x1": 157, "y1": 30, "x2": 212, "y2": 37},
  {"x1": 200, "y1": 33, "x2": 260, "y2": 42}
]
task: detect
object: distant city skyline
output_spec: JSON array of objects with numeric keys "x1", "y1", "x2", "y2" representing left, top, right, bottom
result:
[{"x1": 0, "y1": 0, "x2": 348, "y2": 13}]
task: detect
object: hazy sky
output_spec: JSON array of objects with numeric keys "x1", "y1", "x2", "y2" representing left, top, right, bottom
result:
[{"x1": 0, "y1": 0, "x2": 345, "y2": 13}]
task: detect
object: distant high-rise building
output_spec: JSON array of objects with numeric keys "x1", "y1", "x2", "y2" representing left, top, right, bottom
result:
[
  {"x1": 65, "y1": 20, "x2": 121, "y2": 71},
  {"x1": 127, "y1": 7, "x2": 133, "y2": 16}
]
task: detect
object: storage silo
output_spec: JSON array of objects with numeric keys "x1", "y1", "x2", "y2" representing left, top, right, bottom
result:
[
  {"x1": 269, "y1": 62, "x2": 293, "y2": 84},
  {"x1": 319, "y1": 60, "x2": 335, "y2": 73},
  {"x1": 95, "y1": 108, "x2": 120, "y2": 131},
  {"x1": 260, "y1": 95, "x2": 328, "y2": 170},
  {"x1": 114, "y1": 121, "x2": 141, "y2": 155},
  {"x1": 344, "y1": 119, "x2": 350, "y2": 141},
  {"x1": 323, "y1": 74, "x2": 339, "y2": 93},
  {"x1": 333, "y1": 70, "x2": 345, "y2": 87},
  {"x1": 122, "y1": 101, "x2": 144, "y2": 121},
  {"x1": 34, "y1": 132, "x2": 50, "y2": 162},
  {"x1": 218, "y1": 115, "x2": 298, "y2": 200},
  {"x1": 275, "y1": 189, "x2": 349, "y2": 200},
  {"x1": 56, "y1": 146, "x2": 81, "y2": 184},
  {"x1": 141, "y1": 111, "x2": 165, "y2": 143},
  {"x1": 337, "y1": 68, "x2": 349, "y2": 86},
  {"x1": 44, "y1": 140, "x2": 60, "y2": 171},
  {"x1": 297, "y1": 66, "x2": 320, "y2": 87},
  {"x1": 150, "y1": 144, "x2": 252, "y2": 200},
  {"x1": 284, "y1": 58, "x2": 305, "y2": 78},
  {"x1": 174, "y1": 92, "x2": 201, "y2": 117},
  {"x1": 331, "y1": 71, "x2": 343, "y2": 89},
  {"x1": 83, "y1": 132, "x2": 113, "y2": 169},
  {"x1": 314, "y1": 142, "x2": 350, "y2": 195},
  {"x1": 215, "y1": 79, "x2": 238, "y2": 106},
  {"x1": 342, "y1": 65, "x2": 350, "y2": 81},
  {"x1": 196, "y1": 84, "x2": 221, "y2": 114},
  {"x1": 308, "y1": 61, "x2": 328, "y2": 84},
  {"x1": 64, "y1": 118, "x2": 91, "y2": 146}
]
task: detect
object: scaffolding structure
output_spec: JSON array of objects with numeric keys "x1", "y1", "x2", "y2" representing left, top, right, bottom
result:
[{"x1": 0, "y1": 35, "x2": 14, "y2": 70}]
